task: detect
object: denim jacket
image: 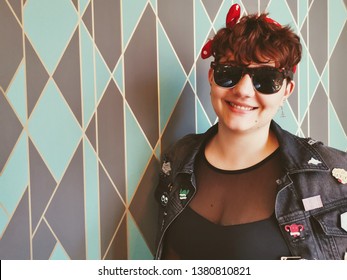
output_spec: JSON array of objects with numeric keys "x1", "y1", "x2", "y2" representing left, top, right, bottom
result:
[{"x1": 154, "y1": 121, "x2": 347, "y2": 260}]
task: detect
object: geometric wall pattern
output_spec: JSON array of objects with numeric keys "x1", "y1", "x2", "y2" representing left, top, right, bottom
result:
[{"x1": 0, "y1": 0, "x2": 346, "y2": 259}]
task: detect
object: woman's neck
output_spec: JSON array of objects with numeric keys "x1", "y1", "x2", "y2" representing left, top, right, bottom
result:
[{"x1": 205, "y1": 123, "x2": 279, "y2": 170}]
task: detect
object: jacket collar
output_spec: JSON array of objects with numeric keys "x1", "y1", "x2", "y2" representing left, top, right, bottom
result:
[
  {"x1": 270, "y1": 121, "x2": 329, "y2": 173},
  {"x1": 178, "y1": 121, "x2": 329, "y2": 175}
]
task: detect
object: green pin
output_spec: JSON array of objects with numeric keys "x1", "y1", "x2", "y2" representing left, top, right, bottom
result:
[{"x1": 179, "y1": 189, "x2": 189, "y2": 200}]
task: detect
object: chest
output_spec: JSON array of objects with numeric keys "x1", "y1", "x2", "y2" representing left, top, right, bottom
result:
[{"x1": 188, "y1": 149, "x2": 283, "y2": 225}]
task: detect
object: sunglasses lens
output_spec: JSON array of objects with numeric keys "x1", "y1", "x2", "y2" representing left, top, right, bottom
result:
[
  {"x1": 213, "y1": 65, "x2": 243, "y2": 88},
  {"x1": 212, "y1": 63, "x2": 287, "y2": 94},
  {"x1": 252, "y1": 68, "x2": 284, "y2": 94}
]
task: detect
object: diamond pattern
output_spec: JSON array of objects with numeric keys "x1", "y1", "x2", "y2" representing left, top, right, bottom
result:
[
  {"x1": 25, "y1": 36, "x2": 49, "y2": 117},
  {"x1": 1, "y1": 0, "x2": 347, "y2": 260},
  {"x1": 93, "y1": 0, "x2": 121, "y2": 71},
  {"x1": 45, "y1": 143, "x2": 85, "y2": 259},
  {"x1": 0, "y1": 0, "x2": 23, "y2": 92},
  {"x1": 28, "y1": 80, "x2": 82, "y2": 181},
  {"x1": 158, "y1": 23, "x2": 187, "y2": 132},
  {"x1": 54, "y1": 29, "x2": 82, "y2": 125},
  {"x1": 24, "y1": 0, "x2": 78, "y2": 74},
  {"x1": 125, "y1": 5, "x2": 158, "y2": 147},
  {"x1": 0, "y1": 83, "x2": 23, "y2": 172}
]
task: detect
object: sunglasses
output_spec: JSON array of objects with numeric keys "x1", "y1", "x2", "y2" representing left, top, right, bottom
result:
[{"x1": 210, "y1": 62, "x2": 293, "y2": 94}]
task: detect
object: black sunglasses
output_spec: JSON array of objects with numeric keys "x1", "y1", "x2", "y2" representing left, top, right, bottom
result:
[{"x1": 210, "y1": 62, "x2": 293, "y2": 94}]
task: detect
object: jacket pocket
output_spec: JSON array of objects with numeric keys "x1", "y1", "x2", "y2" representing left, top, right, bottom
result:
[{"x1": 312, "y1": 203, "x2": 347, "y2": 259}]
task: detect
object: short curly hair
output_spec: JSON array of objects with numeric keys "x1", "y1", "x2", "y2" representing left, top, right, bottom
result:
[{"x1": 211, "y1": 13, "x2": 302, "y2": 71}]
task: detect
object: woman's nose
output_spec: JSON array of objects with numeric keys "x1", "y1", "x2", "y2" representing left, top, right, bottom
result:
[{"x1": 232, "y1": 74, "x2": 256, "y2": 97}]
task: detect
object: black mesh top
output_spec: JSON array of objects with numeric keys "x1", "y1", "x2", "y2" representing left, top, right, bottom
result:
[{"x1": 162, "y1": 147, "x2": 291, "y2": 260}]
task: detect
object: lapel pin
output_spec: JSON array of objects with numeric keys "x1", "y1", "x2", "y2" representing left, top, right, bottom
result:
[
  {"x1": 302, "y1": 195, "x2": 323, "y2": 211},
  {"x1": 162, "y1": 161, "x2": 171, "y2": 176},
  {"x1": 341, "y1": 212, "x2": 347, "y2": 232},
  {"x1": 160, "y1": 192, "x2": 169, "y2": 206},
  {"x1": 179, "y1": 189, "x2": 190, "y2": 200},
  {"x1": 285, "y1": 224, "x2": 304, "y2": 238},
  {"x1": 308, "y1": 157, "x2": 322, "y2": 165},
  {"x1": 332, "y1": 168, "x2": 347, "y2": 184},
  {"x1": 308, "y1": 139, "x2": 318, "y2": 145}
]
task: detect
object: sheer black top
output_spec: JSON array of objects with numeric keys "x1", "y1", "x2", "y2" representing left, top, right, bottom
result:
[{"x1": 162, "y1": 147, "x2": 291, "y2": 259}]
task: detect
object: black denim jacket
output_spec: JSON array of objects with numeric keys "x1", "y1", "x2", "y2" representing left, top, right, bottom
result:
[{"x1": 154, "y1": 121, "x2": 347, "y2": 260}]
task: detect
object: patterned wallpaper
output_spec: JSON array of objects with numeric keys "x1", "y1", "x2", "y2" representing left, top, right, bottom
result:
[{"x1": 0, "y1": 0, "x2": 346, "y2": 260}]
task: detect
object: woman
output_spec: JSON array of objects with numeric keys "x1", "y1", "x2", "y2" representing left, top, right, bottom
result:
[{"x1": 155, "y1": 4, "x2": 347, "y2": 260}]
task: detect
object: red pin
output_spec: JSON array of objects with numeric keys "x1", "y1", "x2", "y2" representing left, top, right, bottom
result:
[{"x1": 285, "y1": 224, "x2": 304, "y2": 238}]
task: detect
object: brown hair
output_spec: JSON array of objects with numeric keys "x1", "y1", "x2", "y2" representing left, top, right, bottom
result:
[{"x1": 211, "y1": 13, "x2": 302, "y2": 70}]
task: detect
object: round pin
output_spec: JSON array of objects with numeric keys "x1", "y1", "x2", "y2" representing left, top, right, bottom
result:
[{"x1": 160, "y1": 192, "x2": 169, "y2": 206}]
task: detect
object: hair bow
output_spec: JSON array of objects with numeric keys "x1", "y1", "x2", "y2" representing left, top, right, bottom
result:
[{"x1": 201, "y1": 4, "x2": 240, "y2": 59}]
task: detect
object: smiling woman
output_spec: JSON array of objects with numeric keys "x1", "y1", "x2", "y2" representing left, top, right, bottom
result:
[{"x1": 154, "y1": 4, "x2": 347, "y2": 260}]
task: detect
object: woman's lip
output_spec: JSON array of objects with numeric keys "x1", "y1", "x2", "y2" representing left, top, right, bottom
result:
[{"x1": 225, "y1": 101, "x2": 258, "y2": 111}]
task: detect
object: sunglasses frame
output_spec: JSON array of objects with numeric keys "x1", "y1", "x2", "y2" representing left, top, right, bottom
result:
[{"x1": 210, "y1": 62, "x2": 294, "y2": 94}]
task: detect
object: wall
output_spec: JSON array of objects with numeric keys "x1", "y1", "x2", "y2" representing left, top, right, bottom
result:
[{"x1": 0, "y1": 0, "x2": 346, "y2": 259}]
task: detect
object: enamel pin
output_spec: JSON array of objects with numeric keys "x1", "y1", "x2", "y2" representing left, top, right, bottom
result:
[
  {"x1": 302, "y1": 195, "x2": 323, "y2": 211},
  {"x1": 285, "y1": 224, "x2": 304, "y2": 238},
  {"x1": 179, "y1": 189, "x2": 190, "y2": 200},
  {"x1": 341, "y1": 212, "x2": 347, "y2": 232},
  {"x1": 308, "y1": 157, "x2": 322, "y2": 165},
  {"x1": 162, "y1": 161, "x2": 171, "y2": 176},
  {"x1": 332, "y1": 168, "x2": 347, "y2": 184},
  {"x1": 160, "y1": 192, "x2": 169, "y2": 206}
]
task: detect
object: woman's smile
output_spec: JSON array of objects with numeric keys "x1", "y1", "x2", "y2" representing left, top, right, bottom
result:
[{"x1": 225, "y1": 101, "x2": 258, "y2": 112}]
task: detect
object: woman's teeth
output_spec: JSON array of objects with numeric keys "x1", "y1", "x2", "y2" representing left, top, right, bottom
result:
[{"x1": 228, "y1": 101, "x2": 254, "y2": 111}]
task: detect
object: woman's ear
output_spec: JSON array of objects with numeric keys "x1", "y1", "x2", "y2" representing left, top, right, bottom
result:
[
  {"x1": 208, "y1": 68, "x2": 214, "y2": 85},
  {"x1": 284, "y1": 80, "x2": 295, "y2": 99}
]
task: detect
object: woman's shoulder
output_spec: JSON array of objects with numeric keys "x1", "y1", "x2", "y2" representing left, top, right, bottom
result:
[
  {"x1": 314, "y1": 141, "x2": 347, "y2": 163},
  {"x1": 273, "y1": 121, "x2": 347, "y2": 162}
]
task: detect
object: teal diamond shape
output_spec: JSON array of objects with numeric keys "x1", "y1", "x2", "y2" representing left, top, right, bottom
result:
[
  {"x1": 0, "y1": 132, "x2": 29, "y2": 215},
  {"x1": 79, "y1": 0, "x2": 90, "y2": 15},
  {"x1": 95, "y1": 48, "x2": 111, "y2": 103},
  {"x1": 158, "y1": 23, "x2": 187, "y2": 132},
  {"x1": 28, "y1": 80, "x2": 82, "y2": 181},
  {"x1": 329, "y1": 0, "x2": 347, "y2": 55},
  {"x1": 113, "y1": 58, "x2": 124, "y2": 94},
  {"x1": 122, "y1": 0, "x2": 148, "y2": 48},
  {"x1": 127, "y1": 214, "x2": 153, "y2": 260},
  {"x1": 298, "y1": 0, "x2": 309, "y2": 29},
  {"x1": 24, "y1": 0, "x2": 78, "y2": 74},
  {"x1": 50, "y1": 242, "x2": 70, "y2": 260},
  {"x1": 267, "y1": 0, "x2": 297, "y2": 30},
  {"x1": 80, "y1": 23, "x2": 96, "y2": 128},
  {"x1": 7, "y1": 63, "x2": 27, "y2": 124},
  {"x1": 125, "y1": 105, "x2": 152, "y2": 203},
  {"x1": 0, "y1": 207, "x2": 8, "y2": 237}
]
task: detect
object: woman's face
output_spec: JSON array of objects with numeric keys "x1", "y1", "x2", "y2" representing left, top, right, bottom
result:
[{"x1": 209, "y1": 55, "x2": 295, "y2": 135}]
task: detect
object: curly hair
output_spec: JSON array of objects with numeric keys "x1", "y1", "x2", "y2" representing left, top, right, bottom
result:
[{"x1": 211, "y1": 13, "x2": 302, "y2": 70}]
